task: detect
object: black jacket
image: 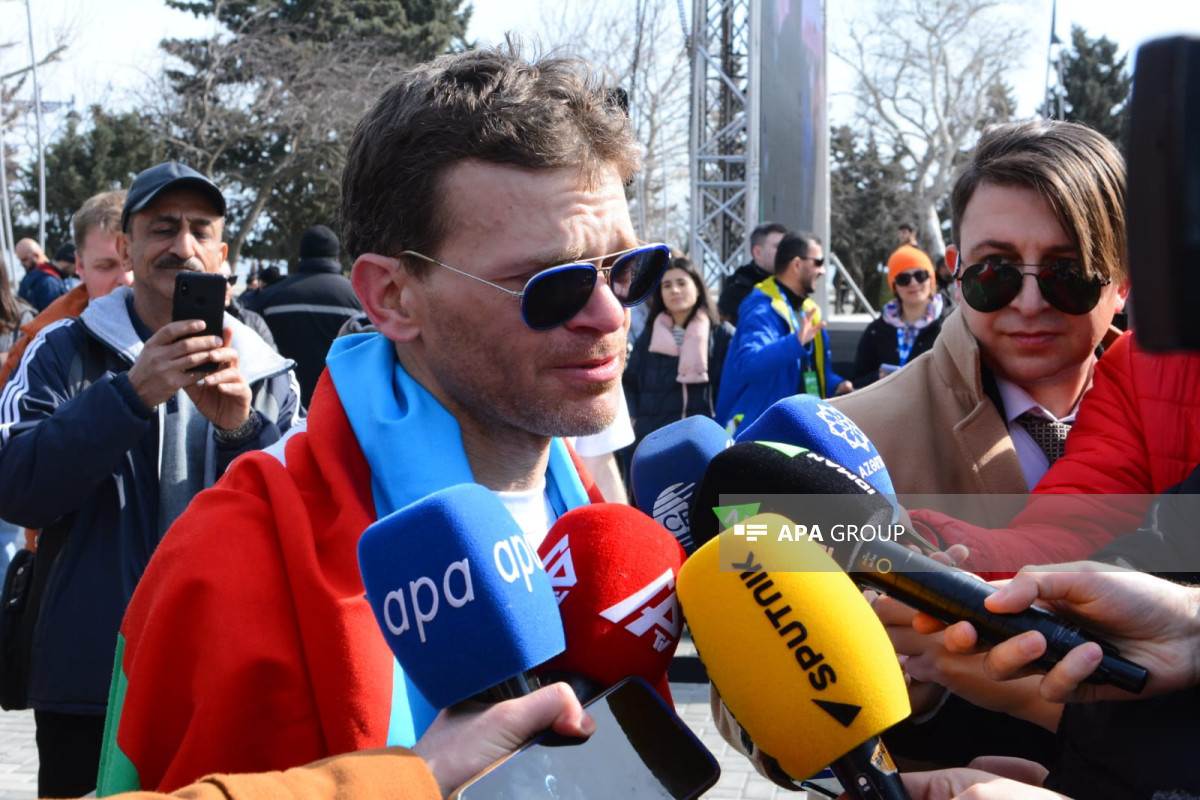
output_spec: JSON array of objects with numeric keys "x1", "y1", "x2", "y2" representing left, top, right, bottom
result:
[
  {"x1": 717, "y1": 262, "x2": 771, "y2": 324},
  {"x1": 851, "y1": 307, "x2": 949, "y2": 388},
  {"x1": 249, "y1": 261, "x2": 361, "y2": 407},
  {"x1": 623, "y1": 319, "x2": 735, "y2": 449}
]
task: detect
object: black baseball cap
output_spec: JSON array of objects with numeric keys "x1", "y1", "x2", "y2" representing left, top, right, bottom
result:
[{"x1": 121, "y1": 162, "x2": 226, "y2": 231}]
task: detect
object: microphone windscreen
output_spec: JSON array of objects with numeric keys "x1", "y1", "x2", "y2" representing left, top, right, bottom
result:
[
  {"x1": 630, "y1": 415, "x2": 732, "y2": 553},
  {"x1": 677, "y1": 515, "x2": 910, "y2": 780},
  {"x1": 737, "y1": 395, "x2": 894, "y2": 493},
  {"x1": 689, "y1": 441, "x2": 894, "y2": 550},
  {"x1": 537, "y1": 503, "x2": 686, "y2": 701},
  {"x1": 358, "y1": 483, "x2": 565, "y2": 709}
]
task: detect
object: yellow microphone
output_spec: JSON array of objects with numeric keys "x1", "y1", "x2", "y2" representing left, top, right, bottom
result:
[{"x1": 678, "y1": 513, "x2": 912, "y2": 798}]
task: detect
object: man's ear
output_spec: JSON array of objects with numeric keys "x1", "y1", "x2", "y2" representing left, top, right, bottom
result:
[
  {"x1": 1114, "y1": 278, "x2": 1131, "y2": 312},
  {"x1": 945, "y1": 245, "x2": 959, "y2": 276},
  {"x1": 116, "y1": 232, "x2": 132, "y2": 269},
  {"x1": 352, "y1": 254, "x2": 421, "y2": 343}
]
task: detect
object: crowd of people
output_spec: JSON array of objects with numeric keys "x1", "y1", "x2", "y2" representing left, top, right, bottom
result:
[{"x1": 0, "y1": 36, "x2": 1193, "y2": 800}]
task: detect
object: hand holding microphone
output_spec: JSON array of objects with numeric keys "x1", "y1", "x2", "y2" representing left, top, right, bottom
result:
[
  {"x1": 691, "y1": 441, "x2": 1149, "y2": 694},
  {"x1": 925, "y1": 563, "x2": 1200, "y2": 704}
]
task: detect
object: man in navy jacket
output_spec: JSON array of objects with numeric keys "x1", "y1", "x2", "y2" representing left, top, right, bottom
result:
[{"x1": 0, "y1": 162, "x2": 300, "y2": 798}]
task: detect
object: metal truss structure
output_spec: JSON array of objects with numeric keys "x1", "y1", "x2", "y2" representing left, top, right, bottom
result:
[{"x1": 688, "y1": 0, "x2": 757, "y2": 289}]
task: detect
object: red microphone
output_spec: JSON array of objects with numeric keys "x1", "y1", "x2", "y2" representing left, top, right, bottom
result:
[{"x1": 537, "y1": 503, "x2": 686, "y2": 705}]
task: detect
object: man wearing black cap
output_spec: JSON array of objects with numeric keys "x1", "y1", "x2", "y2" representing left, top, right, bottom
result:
[
  {"x1": 0, "y1": 162, "x2": 301, "y2": 797},
  {"x1": 248, "y1": 224, "x2": 362, "y2": 405}
]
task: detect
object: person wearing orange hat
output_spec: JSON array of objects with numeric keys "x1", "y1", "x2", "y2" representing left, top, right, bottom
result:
[{"x1": 849, "y1": 243, "x2": 948, "y2": 387}]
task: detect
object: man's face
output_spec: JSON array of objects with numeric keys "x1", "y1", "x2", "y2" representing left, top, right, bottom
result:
[
  {"x1": 753, "y1": 231, "x2": 784, "y2": 271},
  {"x1": 218, "y1": 263, "x2": 234, "y2": 306},
  {"x1": 120, "y1": 188, "x2": 227, "y2": 320},
  {"x1": 400, "y1": 162, "x2": 632, "y2": 441},
  {"x1": 954, "y1": 182, "x2": 1126, "y2": 403},
  {"x1": 77, "y1": 229, "x2": 132, "y2": 300},
  {"x1": 796, "y1": 241, "x2": 825, "y2": 296},
  {"x1": 898, "y1": 228, "x2": 916, "y2": 246},
  {"x1": 15, "y1": 241, "x2": 40, "y2": 271}
]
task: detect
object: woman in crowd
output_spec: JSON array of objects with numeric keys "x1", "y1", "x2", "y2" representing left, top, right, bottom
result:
[
  {"x1": 624, "y1": 255, "x2": 734, "y2": 455},
  {"x1": 851, "y1": 244, "x2": 948, "y2": 387},
  {"x1": 0, "y1": 256, "x2": 35, "y2": 365}
]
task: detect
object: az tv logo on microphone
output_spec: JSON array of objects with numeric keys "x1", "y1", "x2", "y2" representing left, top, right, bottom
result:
[
  {"x1": 380, "y1": 532, "x2": 541, "y2": 644},
  {"x1": 650, "y1": 481, "x2": 696, "y2": 536}
]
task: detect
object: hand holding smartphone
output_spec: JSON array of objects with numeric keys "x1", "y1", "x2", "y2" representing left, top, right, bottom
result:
[
  {"x1": 171, "y1": 272, "x2": 228, "y2": 374},
  {"x1": 450, "y1": 678, "x2": 719, "y2": 800}
]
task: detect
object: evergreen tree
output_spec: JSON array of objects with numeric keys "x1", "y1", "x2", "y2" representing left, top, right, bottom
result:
[
  {"x1": 155, "y1": 0, "x2": 470, "y2": 265},
  {"x1": 14, "y1": 107, "x2": 164, "y2": 249},
  {"x1": 829, "y1": 125, "x2": 912, "y2": 311},
  {"x1": 1053, "y1": 25, "x2": 1132, "y2": 146}
]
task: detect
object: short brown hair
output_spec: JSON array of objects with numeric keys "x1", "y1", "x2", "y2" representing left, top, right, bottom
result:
[
  {"x1": 73, "y1": 190, "x2": 127, "y2": 251},
  {"x1": 949, "y1": 120, "x2": 1127, "y2": 282},
  {"x1": 340, "y1": 41, "x2": 640, "y2": 266}
]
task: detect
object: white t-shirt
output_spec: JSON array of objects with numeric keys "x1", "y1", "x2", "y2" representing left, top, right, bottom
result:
[
  {"x1": 571, "y1": 389, "x2": 635, "y2": 457},
  {"x1": 494, "y1": 478, "x2": 556, "y2": 553}
]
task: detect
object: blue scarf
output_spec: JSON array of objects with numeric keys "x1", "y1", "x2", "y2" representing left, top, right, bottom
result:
[{"x1": 327, "y1": 333, "x2": 591, "y2": 745}]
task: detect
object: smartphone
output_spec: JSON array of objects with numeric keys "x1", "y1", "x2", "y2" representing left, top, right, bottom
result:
[
  {"x1": 171, "y1": 271, "x2": 228, "y2": 374},
  {"x1": 450, "y1": 677, "x2": 720, "y2": 800}
]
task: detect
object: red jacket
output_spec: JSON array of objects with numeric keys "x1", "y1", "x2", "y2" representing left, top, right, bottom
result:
[{"x1": 913, "y1": 331, "x2": 1200, "y2": 577}]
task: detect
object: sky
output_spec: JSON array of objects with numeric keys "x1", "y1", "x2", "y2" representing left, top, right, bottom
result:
[
  {"x1": 2, "y1": 0, "x2": 1198, "y2": 270},
  {"x1": 11, "y1": 0, "x2": 1200, "y2": 124}
]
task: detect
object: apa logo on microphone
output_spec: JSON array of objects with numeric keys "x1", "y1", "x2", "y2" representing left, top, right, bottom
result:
[
  {"x1": 381, "y1": 535, "x2": 542, "y2": 644},
  {"x1": 815, "y1": 404, "x2": 870, "y2": 452},
  {"x1": 651, "y1": 481, "x2": 695, "y2": 536},
  {"x1": 599, "y1": 569, "x2": 681, "y2": 652},
  {"x1": 541, "y1": 535, "x2": 576, "y2": 604}
]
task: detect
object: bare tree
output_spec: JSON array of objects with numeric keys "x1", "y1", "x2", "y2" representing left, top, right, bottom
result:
[
  {"x1": 836, "y1": 0, "x2": 1031, "y2": 257},
  {"x1": 536, "y1": 0, "x2": 693, "y2": 248}
]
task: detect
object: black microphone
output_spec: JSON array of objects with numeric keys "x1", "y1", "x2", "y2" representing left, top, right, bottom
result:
[{"x1": 692, "y1": 441, "x2": 1149, "y2": 694}]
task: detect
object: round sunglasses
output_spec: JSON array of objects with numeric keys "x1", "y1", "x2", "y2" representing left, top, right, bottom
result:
[
  {"x1": 893, "y1": 269, "x2": 930, "y2": 287},
  {"x1": 956, "y1": 259, "x2": 1111, "y2": 316},
  {"x1": 401, "y1": 244, "x2": 670, "y2": 330}
]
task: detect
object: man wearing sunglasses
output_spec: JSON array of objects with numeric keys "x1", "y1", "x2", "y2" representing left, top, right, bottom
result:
[
  {"x1": 99, "y1": 45, "x2": 669, "y2": 794},
  {"x1": 832, "y1": 120, "x2": 1127, "y2": 519},
  {"x1": 815, "y1": 119, "x2": 1130, "y2": 773},
  {"x1": 716, "y1": 230, "x2": 853, "y2": 434}
]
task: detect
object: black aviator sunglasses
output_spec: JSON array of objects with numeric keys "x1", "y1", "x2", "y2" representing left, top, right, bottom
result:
[{"x1": 955, "y1": 257, "x2": 1111, "y2": 316}]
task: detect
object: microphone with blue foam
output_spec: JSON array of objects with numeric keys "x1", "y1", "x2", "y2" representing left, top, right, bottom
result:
[
  {"x1": 629, "y1": 415, "x2": 732, "y2": 554},
  {"x1": 358, "y1": 483, "x2": 566, "y2": 708},
  {"x1": 691, "y1": 441, "x2": 1149, "y2": 694},
  {"x1": 677, "y1": 513, "x2": 913, "y2": 799},
  {"x1": 536, "y1": 503, "x2": 687, "y2": 705},
  {"x1": 736, "y1": 394, "x2": 894, "y2": 493}
]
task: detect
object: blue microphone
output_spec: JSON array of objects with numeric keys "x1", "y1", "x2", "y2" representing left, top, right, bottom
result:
[
  {"x1": 358, "y1": 483, "x2": 566, "y2": 708},
  {"x1": 630, "y1": 415, "x2": 732, "y2": 554},
  {"x1": 736, "y1": 395, "x2": 894, "y2": 493}
]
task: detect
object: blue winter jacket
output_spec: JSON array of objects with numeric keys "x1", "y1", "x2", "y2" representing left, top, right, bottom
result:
[
  {"x1": 0, "y1": 287, "x2": 301, "y2": 714},
  {"x1": 715, "y1": 278, "x2": 844, "y2": 432}
]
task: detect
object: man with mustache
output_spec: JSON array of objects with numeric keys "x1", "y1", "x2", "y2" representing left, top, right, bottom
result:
[
  {"x1": 98, "y1": 45, "x2": 668, "y2": 794},
  {"x1": 0, "y1": 162, "x2": 300, "y2": 798}
]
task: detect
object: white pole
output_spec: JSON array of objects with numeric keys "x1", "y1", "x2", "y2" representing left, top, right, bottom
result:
[
  {"x1": 0, "y1": 122, "x2": 15, "y2": 279},
  {"x1": 24, "y1": 0, "x2": 47, "y2": 247}
]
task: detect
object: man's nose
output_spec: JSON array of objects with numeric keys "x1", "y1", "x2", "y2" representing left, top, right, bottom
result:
[{"x1": 565, "y1": 278, "x2": 625, "y2": 334}]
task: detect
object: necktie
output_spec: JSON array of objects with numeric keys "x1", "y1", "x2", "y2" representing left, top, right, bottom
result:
[{"x1": 1016, "y1": 412, "x2": 1072, "y2": 465}]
